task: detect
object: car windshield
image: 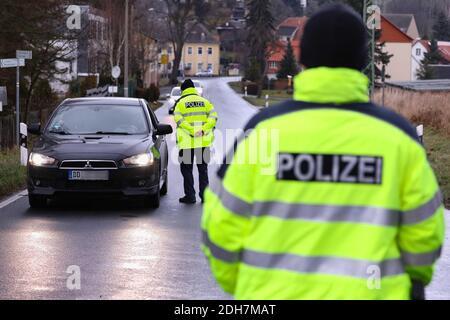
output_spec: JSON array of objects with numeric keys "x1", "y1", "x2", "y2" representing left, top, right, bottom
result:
[
  {"x1": 171, "y1": 88, "x2": 181, "y2": 96},
  {"x1": 46, "y1": 104, "x2": 149, "y2": 135}
]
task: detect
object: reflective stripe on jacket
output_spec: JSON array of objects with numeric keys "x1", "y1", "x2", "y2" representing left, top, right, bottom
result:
[
  {"x1": 201, "y1": 67, "x2": 445, "y2": 300},
  {"x1": 174, "y1": 87, "x2": 218, "y2": 149}
]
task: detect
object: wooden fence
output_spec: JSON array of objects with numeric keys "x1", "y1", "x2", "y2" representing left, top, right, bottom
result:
[
  {"x1": 0, "y1": 115, "x2": 16, "y2": 150},
  {"x1": 0, "y1": 108, "x2": 53, "y2": 151}
]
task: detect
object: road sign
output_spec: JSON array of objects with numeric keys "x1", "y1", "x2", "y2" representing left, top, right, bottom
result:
[
  {"x1": 0, "y1": 59, "x2": 25, "y2": 68},
  {"x1": 112, "y1": 66, "x2": 121, "y2": 79},
  {"x1": 108, "y1": 86, "x2": 118, "y2": 94},
  {"x1": 16, "y1": 50, "x2": 32, "y2": 60},
  {"x1": 161, "y1": 54, "x2": 169, "y2": 65}
]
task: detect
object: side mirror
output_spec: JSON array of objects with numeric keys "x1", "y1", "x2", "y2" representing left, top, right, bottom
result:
[
  {"x1": 28, "y1": 123, "x2": 41, "y2": 135},
  {"x1": 166, "y1": 93, "x2": 171, "y2": 99},
  {"x1": 156, "y1": 123, "x2": 173, "y2": 135}
]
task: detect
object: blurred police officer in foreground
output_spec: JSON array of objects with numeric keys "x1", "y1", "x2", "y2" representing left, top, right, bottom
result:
[
  {"x1": 174, "y1": 79, "x2": 218, "y2": 204},
  {"x1": 202, "y1": 4, "x2": 444, "y2": 299}
]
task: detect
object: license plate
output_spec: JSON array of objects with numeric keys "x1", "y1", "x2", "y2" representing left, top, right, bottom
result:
[{"x1": 68, "y1": 170, "x2": 109, "y2": 181}]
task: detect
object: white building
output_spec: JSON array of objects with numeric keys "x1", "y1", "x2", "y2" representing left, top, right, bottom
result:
[{"x1": 411, "y1": 39, "x2": 429, "y2": 80}]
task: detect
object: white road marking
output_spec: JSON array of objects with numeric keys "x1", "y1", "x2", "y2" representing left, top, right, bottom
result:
[{"x1": 0, "y1": 189, "x2": 28, "y2": 210}]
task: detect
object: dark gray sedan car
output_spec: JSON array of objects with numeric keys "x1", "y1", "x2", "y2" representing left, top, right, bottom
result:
[{"x1": 27, "y1": 97, "x2": 173, "y2": 209}]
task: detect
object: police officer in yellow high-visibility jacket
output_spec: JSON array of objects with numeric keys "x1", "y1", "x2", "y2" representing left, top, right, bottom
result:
[
  {"x1": 174, "y1": 79, "x2": 218, "y2": 204},
  {"x1": 202, "y1": 4, "x2": 445, "y2": 300}
]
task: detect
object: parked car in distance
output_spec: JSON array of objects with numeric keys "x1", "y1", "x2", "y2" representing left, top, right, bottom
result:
[
  {"x1": 192, "y1": 80, "x2": 204, "y2": 97},
  {"x1": 195, "y1": 69, "x2": 213, "y2": 77},
  {"x1": 27, "y1": 97, "x2": 173, "y2": 209},
  {"x1": 167, "y1": 87, "x2": 182, "y2": 114}
]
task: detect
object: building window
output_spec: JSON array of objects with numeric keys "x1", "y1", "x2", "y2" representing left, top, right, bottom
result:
[
  {"x1": 416, "y1": 48, "x2": 421, "y2": 56},
  {"x1": 208, "y1": 63, "x2": 213, "y2": 71},
  {"x1": 188, "y1": 47, "x2": 193, "y2": 55},
  {"x1": 187, "y1": 63, "x2": 192, "y2": 70},
  {"x1": 208, "y1": 47, "x2": 213, "y2": 55},
  {"x1": 198, "y1": 63, "x2": 203, "y2": 71},
  {"x1": 168, "y1": 47, "x2": 173, "y2": 54},
  {"x1": 198, "y1": 47, "x2": 203, "y2": 55}
]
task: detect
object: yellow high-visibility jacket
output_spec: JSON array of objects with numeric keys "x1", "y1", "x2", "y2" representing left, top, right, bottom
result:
[
  {"x1": 202, "y1": 67, "x2": 445, "y2": 300},
  {"x1": 174, "y1": 87, "x2": 218, "y2": 149}
]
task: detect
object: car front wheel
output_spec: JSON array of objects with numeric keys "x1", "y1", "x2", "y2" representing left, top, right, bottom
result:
[
  {"x1": 143, "y1": 191, "x2": 160, "y2": 209},
  {"x1": 29, "y1": 194, "x2": 48, "y2": 209}
]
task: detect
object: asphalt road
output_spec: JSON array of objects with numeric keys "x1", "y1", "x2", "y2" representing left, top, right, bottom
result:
[{"x1": 0, "y1": 77, "x2": 449, "y2": 300}]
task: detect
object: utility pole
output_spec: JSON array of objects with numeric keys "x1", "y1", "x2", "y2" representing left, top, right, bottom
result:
[
  {"x1": 124, "y1": 0, "x2": 129, "y2": 97},
  {"x1": 363, "y1": 0, "x2": 376, "y2": 95}
]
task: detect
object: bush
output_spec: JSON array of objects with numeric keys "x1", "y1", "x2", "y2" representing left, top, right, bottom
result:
[
  {"x1": 242, "y1": 81, "x2": 259, "y2": 95},
  {"x1": 136, "y1": 84, "x2": 160, "y2": 103},
  {"x1": 79, "y1": 76, "x2": 98, "y2": 96},
  {"x1": 148, "y1": 84, "x2": 160, "y2": 102},
  {"x1": 31, "y1": 79, "x2": 56, "y2": 111}
]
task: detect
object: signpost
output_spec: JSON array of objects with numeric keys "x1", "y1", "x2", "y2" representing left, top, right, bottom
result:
[
  {"x1": 0, "y1": 59, "x2": 25, "y2": 68},
  {"x1": 0, "y1": 50, "x2": 32, "y2": 147},
  {"x1": 112, "y1": 66, "x2": 121, "y2": 97}
]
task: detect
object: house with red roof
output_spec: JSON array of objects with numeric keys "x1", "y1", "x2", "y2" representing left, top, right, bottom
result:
[
  {"x1": 266, "y1": 17, "x2": 308, "y2": 79},
  {"x1": 380, "y1": 15, "x2": 414, "y2": 81}
]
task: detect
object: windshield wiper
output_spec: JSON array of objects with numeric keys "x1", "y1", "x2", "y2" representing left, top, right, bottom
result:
[
  {"x1": 94, "y1": 131, "x2": 131, "y2": 135},
  {"x1": 49, "y1": 130, "x2": 72, "y2": 135}
]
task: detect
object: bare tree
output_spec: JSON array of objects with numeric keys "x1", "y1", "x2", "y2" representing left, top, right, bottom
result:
[
  {"x1": 102, "y1": 0, "x2": 127, "y2": 84},
  {"x1": 163, "y1": 0, "x2": 198, "y2": 84},
  {"x1": 0, "y1": 0, "x2": 80, "y2": 123}
]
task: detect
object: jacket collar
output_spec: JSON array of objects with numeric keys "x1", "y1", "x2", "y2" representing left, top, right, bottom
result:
[
  {"x1": 293, "y1": 67, "x2": 370, "y2": 104},
  {"x1": 181, "y1": 87, "x2": 198, "y2": 96}
]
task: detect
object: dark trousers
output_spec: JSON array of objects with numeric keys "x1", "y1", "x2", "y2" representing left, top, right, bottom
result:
[{"x1": 179, "y1": 148, "x2": 210, "y2": 200}]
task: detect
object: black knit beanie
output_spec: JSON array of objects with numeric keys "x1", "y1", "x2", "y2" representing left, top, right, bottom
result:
[
  {"x1": 300, "y1": 4, "x2": 368, "y2": 71},
  {"x1": 181, "y1": 79, "x2": 195, "y2": 91}
]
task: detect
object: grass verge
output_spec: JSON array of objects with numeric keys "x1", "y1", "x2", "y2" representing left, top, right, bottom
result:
[
  {"x1": 0, "y1": 148, "x2": 27, "y2": 201},
  {"x1": 424, "y1": 129, "x2": 450, "y2": 208}
]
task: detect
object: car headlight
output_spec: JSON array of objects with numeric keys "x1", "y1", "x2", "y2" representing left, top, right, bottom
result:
[
  {"x1": 29, "y1": 152, "x2": 56, "y2": 167},
  {"x1": 123, "y1": 153, "x2": 154, "y2": 167}
]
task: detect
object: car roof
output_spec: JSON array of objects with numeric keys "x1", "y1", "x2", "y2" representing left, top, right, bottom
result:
[{"x1": 62, "y1": 97, "x2": 142, "y2": 106}]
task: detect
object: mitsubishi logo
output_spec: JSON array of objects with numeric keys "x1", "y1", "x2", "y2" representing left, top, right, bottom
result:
[{"x1": 84, "y1": 161, "x2": 93, "y2": 169}]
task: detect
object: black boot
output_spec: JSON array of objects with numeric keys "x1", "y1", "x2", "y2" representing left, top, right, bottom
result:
[{"x1": 179, "y1": 196, "x2": 196, "y2": 204}]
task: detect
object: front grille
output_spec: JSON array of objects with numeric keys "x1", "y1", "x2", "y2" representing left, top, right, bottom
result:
[{"x1": 60, "y1": 160, "x2": 118, "y2": 170}]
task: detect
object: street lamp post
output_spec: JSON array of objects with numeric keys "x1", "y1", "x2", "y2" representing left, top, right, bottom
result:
[{"x1": 124, "y1": 0, "x2": 129, "y2": 97}]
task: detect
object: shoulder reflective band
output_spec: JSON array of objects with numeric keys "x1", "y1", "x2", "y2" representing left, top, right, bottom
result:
[
  {"x1": 202, "y1": 231, "x2": 404, "y2": 278},
  {"x1": 277, "y1": 153, "x2": 383, "y2": 185}
]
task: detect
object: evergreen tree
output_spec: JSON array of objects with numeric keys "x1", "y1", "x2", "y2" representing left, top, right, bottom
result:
[
  {"x1": 245, "y1": 0, "x2": 275, "y2": 96},
  {"x1": 432, "y1": 11, "x2": 450, "y2": 41},
  {"x1": 374, "y1": 31, "x2": 393, "y2": 81},
  {"x1": 277, "y1": 40, "x2": 299, "y2": 79},
  {"x1": 418, "y1": 39, "x2": 443, "y2": 80},
  {"x1": 340, "y1": 0, "x2": 363, "y2": 15}
]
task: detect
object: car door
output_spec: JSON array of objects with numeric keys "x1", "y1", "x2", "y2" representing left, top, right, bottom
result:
[{"x1": 143, "y1": 100, "x2": 168, "y2": 182}]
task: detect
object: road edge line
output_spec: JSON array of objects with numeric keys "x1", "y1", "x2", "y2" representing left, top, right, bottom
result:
[{"x1": 0, "y1": 189, "x2": 28, "y2": 210}]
